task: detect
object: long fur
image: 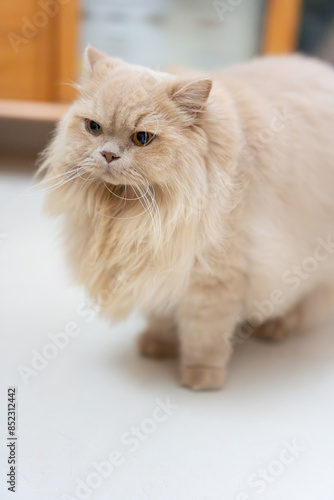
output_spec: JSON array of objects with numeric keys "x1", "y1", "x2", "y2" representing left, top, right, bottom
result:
[{"x1": 38, "y1": 49, "x2": 334, "y2": 389}]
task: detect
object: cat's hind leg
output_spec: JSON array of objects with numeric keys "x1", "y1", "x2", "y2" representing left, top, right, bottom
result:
[
  {"x1": 253, "y1": 285, "x2": 334, "y2": 341},
  {"x1": 137, "y1": 313, "x2": 179, "y2": 359}
]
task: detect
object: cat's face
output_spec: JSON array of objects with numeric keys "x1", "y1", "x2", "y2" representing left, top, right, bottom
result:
[{"x1": 59, "y1": 46, "x2": 212, "y2": 188}]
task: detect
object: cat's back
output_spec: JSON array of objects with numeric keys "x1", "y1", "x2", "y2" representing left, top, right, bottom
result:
[
  {"x1": 218, "y1": 56, "x2": 334, "y2": 308},
  {"x1": 212, "y1": 55, "x2": 334, "y2": 164},
  {"x1": 216, "y1": 54, "x2": 334, "y2": 99}
]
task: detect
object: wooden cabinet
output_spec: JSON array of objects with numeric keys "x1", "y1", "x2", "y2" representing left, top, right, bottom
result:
[
  {"x1": 0, "y1": 0, "x2": 79, "y2": 102},
  {"x1": 0, "y1": 0, "x2": 303, "y2": 122}
]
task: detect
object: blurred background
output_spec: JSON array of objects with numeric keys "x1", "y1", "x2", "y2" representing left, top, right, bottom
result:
[
  {"x1": 1, "y1": 0, "x2": 334, "y2": 158},
  {"x1": 2, "y1": 3, "x2": 334, "y2": 499},
  {"x1": 1, "y1": 0, "x2": 334, "y2": 156}
]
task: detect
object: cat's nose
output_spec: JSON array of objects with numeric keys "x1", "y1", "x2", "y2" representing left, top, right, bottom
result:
[{"x1": 101, "y1": 150, "x2": 119, "y2": 164}]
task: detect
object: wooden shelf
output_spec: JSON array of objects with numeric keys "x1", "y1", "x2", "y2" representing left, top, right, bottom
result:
[{"x1": 0, "y1": 99, "x2": 70, "y2": 122}]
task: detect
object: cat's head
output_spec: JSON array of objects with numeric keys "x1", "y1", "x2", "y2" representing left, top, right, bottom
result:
[{"x1": 42, "y1": 46, "x2": 213, "y2": 192}]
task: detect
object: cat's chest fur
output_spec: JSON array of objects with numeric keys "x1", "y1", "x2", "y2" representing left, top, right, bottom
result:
[{"x1": 63, "y1": 198, "x2": 199, "y2": 318}]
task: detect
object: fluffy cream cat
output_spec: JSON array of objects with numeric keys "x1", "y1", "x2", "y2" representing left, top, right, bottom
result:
[{"x1": 39, "y1": 46, "x2": 334, "y2": 390}]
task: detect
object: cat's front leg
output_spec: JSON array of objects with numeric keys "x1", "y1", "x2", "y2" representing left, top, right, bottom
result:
[{"x1": 177, "y1": 275, "x2": 244, "y2": 390}]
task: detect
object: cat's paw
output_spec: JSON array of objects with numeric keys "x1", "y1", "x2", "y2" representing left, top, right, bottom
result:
[
  {"x1": 137, "y1": 329, "x2": 179, "y2": 359},
  {"x1": 181, "y1": 366, "x2": 226, "y2": 390},
  {"x1": 253, "y1": 318, "x2": 291, "y2": 341}
]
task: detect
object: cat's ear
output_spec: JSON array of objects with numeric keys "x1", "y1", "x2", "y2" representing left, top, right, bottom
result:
[
  {"x1": 168, "y1": 78, "x2": 212, "y2": 117},
  {"x1": 84, "y1": 45, "x2": 121, "y2": 73},
  {"x1": 84, "y1": 45, "x2": 109, "y2": 71}
]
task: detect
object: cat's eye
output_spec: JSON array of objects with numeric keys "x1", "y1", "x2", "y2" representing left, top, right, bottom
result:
[
  {"x1": 132, "y1": 131, "x2": 154, "y2": 147},
  {"x1": 85, "y1": 119, "x2": 102, "y2": 136}
]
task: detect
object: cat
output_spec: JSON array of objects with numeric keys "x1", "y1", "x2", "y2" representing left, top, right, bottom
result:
[{"x1": 39, "y1": 46, "x2": 334, "y2": 390}]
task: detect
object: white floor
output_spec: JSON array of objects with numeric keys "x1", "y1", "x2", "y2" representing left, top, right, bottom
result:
[{"x1": 1, "y1": 166, "x2": 334, "y2": 500}]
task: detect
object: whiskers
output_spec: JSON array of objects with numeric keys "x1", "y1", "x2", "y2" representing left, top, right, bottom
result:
[
  {"x1": 98, "y1": 168, "x2": 162, "y2": 241},
  {"x1": 134, "y1": 183, "x2": 161, "y2": 240},
  {"x1": 20, "y1": 155, "x2": 162, "y2": 242},
  {"x1": 16, "y1": 159, "x2": 95, "y2": 201}
]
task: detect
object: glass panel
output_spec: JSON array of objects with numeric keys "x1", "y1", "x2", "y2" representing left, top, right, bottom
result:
[
  {"x1": 81, "y1": 0, "x2": 265, "y2": 69},
  {"x1": 299, "y1": 0, "x2": 334, "y2": 64}
]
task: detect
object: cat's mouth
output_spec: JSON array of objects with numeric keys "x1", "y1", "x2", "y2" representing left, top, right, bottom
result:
[
  {"x1": 88, "y1": 163, "x2": 127, "y2": 185},
  {"x1": 92, "y1": 163, "x2": 147, "y2": 187},
  {"x1": 99, "y1": 170, "x2": 135, "y2": 186}
]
